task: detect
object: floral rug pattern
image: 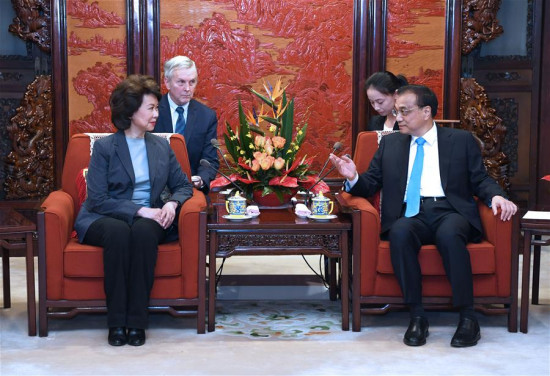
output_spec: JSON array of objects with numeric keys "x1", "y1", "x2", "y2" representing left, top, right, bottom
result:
[{"x1": 214, "y1": 301, "x2": 342, "y2": 339}]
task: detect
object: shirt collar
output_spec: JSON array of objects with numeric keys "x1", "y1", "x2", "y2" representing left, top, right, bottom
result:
[
  {"x1": 167, "y1": 94, "x2": 190, "y2": 114},
  {"x1": 410, "y1": 122, "x2": 437, "y2": 146}
]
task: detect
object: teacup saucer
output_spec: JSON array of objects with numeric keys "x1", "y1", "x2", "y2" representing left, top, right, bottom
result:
[
  {"x1": 307, "y1": 214, "x2": 337, "y2": 221},
  {"x1": 222, "y1": 214, "x2": 253, "y2": 221}
]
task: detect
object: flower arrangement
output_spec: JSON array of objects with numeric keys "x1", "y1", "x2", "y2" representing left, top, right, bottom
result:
[{"x1": 211, "y1": 78, "x2": 328, "y2": 204}]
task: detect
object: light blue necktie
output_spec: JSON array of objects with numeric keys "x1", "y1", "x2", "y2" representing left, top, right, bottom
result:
[
  {"x1": 405, "y1": 137, "x2": 426, "y2": 217},
  {"x1": 175, "y1": 106, "x2": 186, "y2": 134}
]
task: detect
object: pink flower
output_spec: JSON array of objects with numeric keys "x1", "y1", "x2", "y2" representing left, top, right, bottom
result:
[
  {"x1": 273, "y1": 157, "x2": 285, "y2": 170},
  {"x1": 542, "y1": 175, "x2": 550, "y2": 182},
  {"x1": 254, "y1": 135, "x2": 266, "y2": 148},
  {"x1": 260, "y1": 155, "x2": 275, "y2": 170},
  {"x1": 272, "y1": 136, "x2": 286, "y2": 149}
]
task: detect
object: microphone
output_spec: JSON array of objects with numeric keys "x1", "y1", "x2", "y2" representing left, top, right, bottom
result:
[
  {"x1": 304, "y1": 153, "x2": 349, "y2": 206},
  {"x1": 317, "y1": 142, "x2": 343, "y2": 178},
  {"x1": 210, "y1": 138, "x2": 232, "y2": 171},
  {"x1": 200, "y1": 159, "x2": 244, "y2": 194}
]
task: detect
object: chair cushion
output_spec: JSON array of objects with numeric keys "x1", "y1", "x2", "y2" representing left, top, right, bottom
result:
[
  {"x1": 376, "y1": 240, "x2": 496, "y2": 275},
  {"x1": 63, "y1": 239, "x2": 182, "y2": 278}
]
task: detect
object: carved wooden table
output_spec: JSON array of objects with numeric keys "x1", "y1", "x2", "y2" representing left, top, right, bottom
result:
[
  {"x1": 207, "y1": 194, "x2": 351, "y2": 332},
  {"x1": 520, "y1": 212, "x2": 550, "y2": 333},
  {"x1": 0, "y1": 208, "x2": 37, "y2": 336}
]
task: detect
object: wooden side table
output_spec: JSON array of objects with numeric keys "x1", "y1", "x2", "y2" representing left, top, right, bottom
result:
[
  {"x1": 0, "y1": 208, "x2": 37, "y2": 336},
  {"x1": 520, "y1": 211, "x2": 550, "y2": 333}
]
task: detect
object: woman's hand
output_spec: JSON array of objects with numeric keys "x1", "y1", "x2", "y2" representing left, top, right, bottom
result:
[{"x1": 136, "y1": 202, "x2": 177, "y2": 229}]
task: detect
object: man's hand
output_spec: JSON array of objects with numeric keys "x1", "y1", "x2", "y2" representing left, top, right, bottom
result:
[
  {"x1": 329, "y1": 154, "x2": 357, "y2": 180},
  {"x1": 191, "y1": 175, "x2": 203, "y2": 189},
  {"x1": 491, "y1": 195, "x2": 517, "y2": 221}
]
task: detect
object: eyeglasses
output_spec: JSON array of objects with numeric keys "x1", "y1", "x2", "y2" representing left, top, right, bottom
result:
[{"x1": 391, "y1": 106, "x2": 420, "y2": 117}]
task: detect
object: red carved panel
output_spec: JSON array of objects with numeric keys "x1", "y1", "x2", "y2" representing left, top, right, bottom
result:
[
  {"x1": 160, "y1": 0, "x2": 354, "y2": 173},
  {"x1": 66, "y1": 0, "x2": 126, "y2": 137},
  {"x1": 385, "y1": 0, "x2": 446, "y2": 117}
]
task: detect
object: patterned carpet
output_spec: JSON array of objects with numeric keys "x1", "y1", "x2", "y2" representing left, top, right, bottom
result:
[{"x1": 214, "y1": 300, "x2": 343, "y2": 339}]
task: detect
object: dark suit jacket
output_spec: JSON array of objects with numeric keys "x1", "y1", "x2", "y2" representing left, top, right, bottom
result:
[
  {"x1": 155, "y1": 96, "x2": 219, "y2": 193},
  {"x1": 349, "y1": 126, "x2": 506, "y2": 235},
  {"x1": 74, "y1": 131, "x2": 193, "y2": 242},
  {"x1": 367, "y1": 115, "x2": 399, "y2": 131}
]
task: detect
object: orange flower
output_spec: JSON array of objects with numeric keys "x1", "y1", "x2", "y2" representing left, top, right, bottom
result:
[
  {"x1": 254, "y1": 135, "x2": 266, "y2": 148},
  {"x1": 260, "y1": 155, "x2": 275, "y2": 170},
  {"x1": 264, "y1": 138, "x2": 274, "y2": 155},
  {"x1": 272, "y1": 136, "x2": 286, "y2": 149},
  {"x1": 273, "y1": 157, "x2": 285, "y2": 170},
  {"x1": 251, "y1": 159, "x2": 260, "y2": 172}
]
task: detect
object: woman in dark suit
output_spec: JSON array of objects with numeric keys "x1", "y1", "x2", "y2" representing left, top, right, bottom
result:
[
  {"x1": 366, "y1": 71, "x2": 408, "y2": 131},
  {"x1": 74, "y1": 75, "x2": 193, "y2": 346}
]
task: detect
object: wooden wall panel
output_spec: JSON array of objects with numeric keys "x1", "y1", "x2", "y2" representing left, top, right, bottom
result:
[
  {"x1": 385, "y1": 0, "x2": 447, "y2": 117},
  {"x1": 65, "y1": 0, "x2": 127, "y2": 137},
  {"x1": 159, "y1": 0, "x2": 354, "y2": 173}
]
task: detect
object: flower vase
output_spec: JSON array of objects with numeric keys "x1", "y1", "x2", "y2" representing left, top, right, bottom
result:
[{"x1": 252, "y1": 189, "x2": 297, "y2": 208}]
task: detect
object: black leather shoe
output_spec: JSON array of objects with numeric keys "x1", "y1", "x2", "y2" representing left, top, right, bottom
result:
[
  {"x1": 451, "y1": 317, "x2": 480, "y2": 347},
  {"x1": 108, "y1": 327, "x2": 127, "y2": 346},
  {"x1": 403, "y1": 316, "x2": 429, "y2": 346},
  {"x1": 127, "y1": 328, "x2": 146, "y2": 346}
]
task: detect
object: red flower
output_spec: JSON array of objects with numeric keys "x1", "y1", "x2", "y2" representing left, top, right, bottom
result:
[{"x1": 541, "y1": 175, "x2": 550, "y2": 182}]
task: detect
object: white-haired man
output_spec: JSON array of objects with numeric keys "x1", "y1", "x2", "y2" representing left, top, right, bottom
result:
[{"x1": 154, "y1": 55, "x2": 219, "y2": 193}]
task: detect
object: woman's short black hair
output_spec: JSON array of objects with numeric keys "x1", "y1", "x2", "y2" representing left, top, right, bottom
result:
[
  {"x1": 110, "y1": 75, "x2": 161, "y2": 130},
  {"x1": 365, "y1": 71, "x2": 408, "y2": 95},
  {"x1": 396, "y1": 84, "x2": 438, "y2": 118}
]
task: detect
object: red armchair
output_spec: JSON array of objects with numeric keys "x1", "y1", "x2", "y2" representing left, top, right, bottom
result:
[
  {"x1": 37, "y1": 133, "x2": 207, "y2": 336},
  {"x1": 338, "y1": 131, "x2": 518, "y2": 332}
]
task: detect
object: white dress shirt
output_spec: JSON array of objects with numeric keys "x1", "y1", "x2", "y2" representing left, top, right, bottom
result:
[
  {"x1": 167, "y1": 94, "x2": 190, "y2": 132},
  {"x1": 404, "y1": 123, "x2": 445, "y2": 200}
]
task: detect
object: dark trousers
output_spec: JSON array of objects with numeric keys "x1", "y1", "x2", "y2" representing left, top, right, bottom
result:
[
  {"x1": 83, "y1": 217, "x2": 166, "y2": 329},
  {"x1": 387, "y1": 199, "x2": 480, "y2": 308}
]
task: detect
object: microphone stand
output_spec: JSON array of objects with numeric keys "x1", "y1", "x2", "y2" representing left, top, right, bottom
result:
[
  {"x1": 304, "y1": 164, "x2": 336, "y2": 207},
  {"x1": 317, "y1": 143, "x2": 342, "y2": 178},
  {"x1": 199, "y1": 159, "x2": 244, "y2": 195},
  {"x1": 211, "y1": 139, "x2": 232, "y2": 171}
]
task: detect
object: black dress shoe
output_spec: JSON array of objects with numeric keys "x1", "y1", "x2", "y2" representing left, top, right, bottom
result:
[
  {"x1": 403, "y1": 316, "x2": 429, "y2": 346},
  {"x1": 108, "y1": 327, "x2": 127, "y2": 346},
  {"x1": 127, "y1": 328, "x2": 146, "y2": 346},
  {"x1": 451, "y1": 317, "x2": 480, "y2": 347}
]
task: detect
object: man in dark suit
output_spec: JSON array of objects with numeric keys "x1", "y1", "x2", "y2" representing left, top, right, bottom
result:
[
  {"x1": 154, "y1": 55, "x2": 219, "y2": 193},
  {"x1": 329, "y1": 84, "x2": 517, "y2": 347}
]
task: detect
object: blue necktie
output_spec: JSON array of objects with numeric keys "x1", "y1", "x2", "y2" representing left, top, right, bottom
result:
[
  {"x1": 175, "y1": 106, "x2": 186, "y2": 134},
  {"x1": 405, "y1": 137, "x2": 426, "y2": 217}
]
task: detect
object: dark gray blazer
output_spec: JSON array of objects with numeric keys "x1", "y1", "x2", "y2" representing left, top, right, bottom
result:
[
  {"x1": 154, "y1": 96, "x2": 219, "y2": 193},
  {"x1": 350, "y1": 126, "x2": 506, "y2": 235},
  {"x1": 74, "y1": 131, "x2": 193, "y2": 242}
]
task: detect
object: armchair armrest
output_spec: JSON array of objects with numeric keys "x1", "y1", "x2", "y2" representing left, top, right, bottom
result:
[
  {"x1": 177, "y1": 189, "x2": 208, "y2": 297},
  {"x1": 477, "y1": 200, "x2": 513, "y2": 295},
  {"x1": 40, "y1": 190, "x2": 76, "y2": 299},
  {"x1": 41, "y1": 190, "x2": 76, "y2": 251}
]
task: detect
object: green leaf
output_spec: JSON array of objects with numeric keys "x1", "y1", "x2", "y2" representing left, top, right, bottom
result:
[
  {"x1": 250, "y1": 88, "x2": 274, "y2": 107},
  {"x1": 281, "y1": 96, "x2": 294, "y2": 153},
  {"x1": 259, "y1": 116, "x2": 282, "y2": 127},
  {"x1": 238, "y1": 100, "x2": 254, "y2": 160}
]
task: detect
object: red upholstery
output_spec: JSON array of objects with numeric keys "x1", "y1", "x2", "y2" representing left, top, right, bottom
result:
[
  {"x1": 38, "y1": 133, "x2": 207, "y2": 336},
  {"x1": 339, "y1": 131, "x2": 518, "y2": 332}
]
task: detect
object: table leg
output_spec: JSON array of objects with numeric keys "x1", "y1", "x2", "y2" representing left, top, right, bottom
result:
[
  {"x1": 532, "y1": 237, "x2": 541, "y2": 305},
  {"x1": 520, "y1": 229, "x2": 532, "y2": 333},
  {"x1": 25, "y1": 232, "x2": 36, "y2": 336},
  {"x1": 341, "y1": 234, "x2": 349, "y2": 331},
  {"x1": 329, "y1": 258, "x2": 337, "y2": 301},
  {"x1": 208, "y1": 231, "x2": 216, "y2": 332},
  {"x1": 2, "y1": 246, "x2": 10, "y2": 308}
]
